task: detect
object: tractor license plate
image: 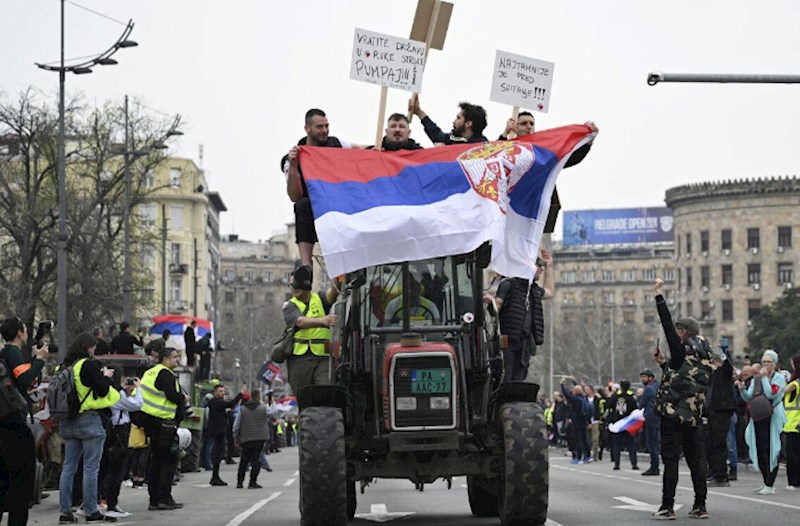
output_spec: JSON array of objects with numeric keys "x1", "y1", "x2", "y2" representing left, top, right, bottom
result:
[{"x1": 411, "y1": 368, "x2": 452, "y2": 394}]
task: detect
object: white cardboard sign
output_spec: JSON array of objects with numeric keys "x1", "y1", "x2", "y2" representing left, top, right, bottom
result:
[
  {"x1": 350, "y1": 28, "x2": 427, "y2": 93},
  {"x1": 490, "y1": 50, "x2": 555, "y2": 113}
]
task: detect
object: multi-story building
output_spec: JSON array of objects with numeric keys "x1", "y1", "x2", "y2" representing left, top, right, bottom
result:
[
  {"x1": 136, "y1": 157, "x2": 227, "y2": 327},
  {"x1": 665, "y1": 176, "x2": 800, "y2": 355}
]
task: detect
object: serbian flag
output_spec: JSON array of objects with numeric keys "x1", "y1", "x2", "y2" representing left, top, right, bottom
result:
[
  {"x1": 258, "y1": 361, "x2": 283, "y2": 384},
  {"x1": 150, "y1": 315, "x2": 213, "y2": 350},
  {"x1": 608, "y1": 409, "x2": 645, "y2": 436},
  {"x1": 300, "y1": 124, "x2": 595, "y2": 280},
  {"x1": 274, "y1": 396, "x2": 298, "y2": 412}
]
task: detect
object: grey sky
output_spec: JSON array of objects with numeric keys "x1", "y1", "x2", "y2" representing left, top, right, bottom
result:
[{"x1": 4, "y1": 0, "x2": 799, "y2": 242}]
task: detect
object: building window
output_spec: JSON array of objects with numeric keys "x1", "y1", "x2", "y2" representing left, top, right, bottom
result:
[
  {"x1": 169, "y1": 278, "x2": 182, "y2": 302},
  {"x1": 701, "y1": 266, "x2": 710, "y2": 288},
  {"x1": 244, "y1": 291, "x2": 253, "y2": 304},
  {"x1": 747, "y1": 299, "x2": 761, "y2": 320},
  {"x1": 685, "y1": 233, "x2": 692, "y2": 255},
  {"x1": 170, "y1": 205, "x2": 183, "y2": 228},
  {"x1": 644, "y1": 314, "x2": 655, "y2": 324},
  {"x1": 722, "y1": 300, "x2": 733, "y2": 321},
  {"x1": 623, "y1": 310, "x2": 635, "y2": 324},
  {"x1": 778, "y1": 262, "x2": 793, "y2": 285},
  {"x1": 622, "y1": 292, "x2": 635, "y2": 305},
  {"x1": 224, "y1": 291, "x2": 234, "y2": 303},
  {"x1": 562, "y1": 293, "x2": 576, "y2": 305},
  {"x1": 224, "y1": 312, "x2": 234, "y2": 324},
  {"x1": 642, "y1": 269, "x2": 656, "y2": 281},
  {"x1": 604, "y1": 292, "x2": 615, "y2": 304},
  {"x1": 170, "y1": 243, "x2": 181, "y2": 265},
  {"x1": 747, "y1": 263, "x2": 761, "y2": 285},
  {"x1": 224, "y1": 269, "x2": 234, "y2": 281},
  {"x1": 663, "y1": 269, "x2": 675, "y2": 281},
  {"x1": 721, "y1": 229, "x2": 732, "y2": 251},
  {"x1": 141, "y1": 243, "x2": 156, "y2": 267},
  {"x1": 621, "y1": 270, "x2": 636, "y2": 282},
  {"x1": 581, "y1": 271, "x2": 595, "y2": 283},
  {"x1": 560, "y1": 271, "x2": 576, "y2": 284},
  {"x1": 747, "y1": 228, "x2": 760, "y2": 250},
  {"x1": 601, "y1": 271, "x2": 615, "y2": 282},
  {"x1": 138, "y1": 203, "x2": 157, "y2": 225},
  {"x1": 169, "y1": 168, "x2": 182, "y2": 188},
  {"x1": 581, "y1": 293, "x2": 594, "y2": 306},
  {"x1": 700, "y1": 231, "x2": 709, "y2": 253},
  {"x1": 685, "y1": 301, "x2": 693, "y2": 317},
  {"x1": 143, "y1": 170, "x2": 155, "y2": 188},
  {"x1": 778, "y1": 226, "x2": 792, "y2": 248},
  {"x1": 721, "y1": 264, "x2": 732, "y2": 286},
  {"x1": 263, "y1": 270, "x2": 273, "y2": 282},
  {"x1": 244, "y1": 270, "x2": 254, "y2": 282},
  {"x1": 685, "y1": 267, "x2": 693, "y2": 289},
  {"x1": 701, "y1": 300, "x2": 712, "y2": 321},
  {"x1": 644, "y1": 293, "x2": 655, "y2": 303}
]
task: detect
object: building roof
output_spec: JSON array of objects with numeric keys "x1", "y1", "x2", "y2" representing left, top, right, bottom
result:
[{"x1": 207, "y1": 191, "x2": 227, "y2": 212}]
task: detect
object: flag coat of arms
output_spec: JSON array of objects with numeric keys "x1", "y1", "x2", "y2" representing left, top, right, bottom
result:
[{"x1": 299, "y1": 124, "x2": 595, "y2": 280}]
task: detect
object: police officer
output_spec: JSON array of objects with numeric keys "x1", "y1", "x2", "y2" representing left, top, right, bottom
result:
[
  {"x1": 651, "y1": 278, "x2": 712, "y2": 520},
  {"x1": 282, "y1": 265, "x2": 339, "y2": 410},
  {"x1": 139, "y1": 347, "x2": 185, "y2": 511}
]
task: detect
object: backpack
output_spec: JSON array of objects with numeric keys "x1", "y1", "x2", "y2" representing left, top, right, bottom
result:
[
  {"x1": 0, "y1": 357, "x2": 29, "y2": 419},
  {"x1": 581, "y1": 397, "x2": 594, "y2": 420},
  {"x1": 47, "y1": 362, "x2": 92, "y2": 422}
]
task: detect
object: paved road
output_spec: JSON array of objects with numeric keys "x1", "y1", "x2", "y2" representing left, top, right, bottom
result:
[{"x1": 26, "y1": 447, "x2": 800, "y2": 525}]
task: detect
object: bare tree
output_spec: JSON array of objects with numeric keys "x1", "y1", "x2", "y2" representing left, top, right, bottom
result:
[{"x1": 0, "y1": 89, "x2": 178, "y2": 338}]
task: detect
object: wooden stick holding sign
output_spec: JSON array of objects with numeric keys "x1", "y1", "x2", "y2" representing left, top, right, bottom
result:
[
  {"x1": 375, "y1": 86, "x2": 389, "y2": 149},
  {"x1": 407, "y1": 0, "x2": 453, "y2": 122}
]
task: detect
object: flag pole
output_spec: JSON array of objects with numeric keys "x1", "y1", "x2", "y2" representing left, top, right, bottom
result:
[
  {"x1": 408, "y1": 0, "x2": 441, "y2": 122},
  {"x1": 375, "y1": 85, "x2": 389, "y2": 149}
]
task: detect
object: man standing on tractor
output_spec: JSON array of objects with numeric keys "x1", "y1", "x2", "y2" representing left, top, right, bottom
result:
[{"x1": 282, "y1": 265, "x2": 340, "y2": 410}]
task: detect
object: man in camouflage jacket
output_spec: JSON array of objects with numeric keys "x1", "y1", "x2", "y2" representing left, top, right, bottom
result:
[{"x1": 651, "y1": 278, "x2": 712, "y2": 520}]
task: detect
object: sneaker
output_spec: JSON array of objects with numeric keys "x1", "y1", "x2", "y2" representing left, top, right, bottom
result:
[
  {"x1": 59, "y1": 512, "x2": 78, "y2": 524},
  {"x1": 688, "y1": 505, "x2": 709, "y2": 519},
  {"x1": 632, "y1": 466, "x2": 640, "y2": 470},
  {"x1": 148, "y1": 502, "x2": 179, "y2": 511},
  {"x1": 728, "y1": 470, "x2": 737, "y2": 481},
  {"x1": 210, "y1": 477, "x2": 228, "y2": 486},
  {"x1": 642, "y1": 468, "x2": 660, "y2": 476},
  {"x1": 264, "y1": 464, "x2": 273, "y2": 472},
  {"x1": 236, "y1": 483, "x2": 244, "y2": 489},
  {"x1": 652, "y1": 508, "x2": 676, "y2": 520},
  {"x1": 122, "y1": 480, "x2": 133, "y2": 488},
  {"x1": 787, "y1": 485, "x2": 798, "y2": 490},
  {"x1": 105, "y1": 507, "x2": 131, "y2": 519},
  {"x1": 75, "y1": 508, "x2": 86, "y2": 517},
  {"x1": 85, "y1": 511, "x2": 116, "y2": 522},
  {"x1": 162, "y1": 499, "x2": 184, "y2": 509},
  {"x1": 757, "y1": 486, "x2": 776, "y2": 495},
  {"x1": 707, "y1": 479, "x2": 730, "y2": 487},
  {"x1": 570, "y1": 459, "x2": 580, "y2": 464},
  {"x1": 753, "y1": 484, "x2": 766, "y2": 493},
  {"x1": 248, "y1": 482, "x2": 263, "y2": 489},
  {"x1": 613, "y1": 466, "x2": 620, "y2": 471}
]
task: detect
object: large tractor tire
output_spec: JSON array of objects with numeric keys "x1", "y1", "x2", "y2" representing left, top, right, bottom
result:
[
  {"x1": 181, "y1": 428, "x2": 203, "y2": 473},
  {"x1": 467, "y1": 475, "x2": 499, "y2": 517},
  {"x1": 498, "y1": 402, "x2": 549, "y2": 526},
  {"x1": 299, "y1": 407, "x2": 347, "y2": 526}
]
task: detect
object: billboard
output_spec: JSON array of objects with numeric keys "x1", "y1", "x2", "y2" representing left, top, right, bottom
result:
[{"x1": 562, "y1": 207, "x2": 674, "y2": 246}]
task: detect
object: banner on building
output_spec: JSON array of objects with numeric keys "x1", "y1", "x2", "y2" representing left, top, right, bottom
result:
[{"x1": 562, "y1": 207, "x2": 674, "y2": 246}]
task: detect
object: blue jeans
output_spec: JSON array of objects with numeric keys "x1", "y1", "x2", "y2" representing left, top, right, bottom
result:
[
  {"x1": 726, "y1": 413, "x2": 738, "y2": 471},
  {"x1": 59, "y1": 412, "x2": 106, "y2": 515}
]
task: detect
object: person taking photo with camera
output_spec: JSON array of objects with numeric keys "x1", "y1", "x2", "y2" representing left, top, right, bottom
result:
[{"x1": 0, "y1": 317, "x2": 48, "y2": 526}]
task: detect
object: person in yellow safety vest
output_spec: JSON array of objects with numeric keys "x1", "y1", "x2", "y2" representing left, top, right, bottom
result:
[
  {"x1": 384, "y1": 273, "x2": 440, "y2": 325},
  {"x1": 57, "y1": 332, "x2": 121, "y2": 524},
  {"x1": 783, "y1": 353, "x2": 800, "y2": 489},
  {"x1": 282, "y1": 265, "x2": 339, "y2": 410},
  {"x1": 139, "y1": 346, "x2": 186, "y2": 511}
]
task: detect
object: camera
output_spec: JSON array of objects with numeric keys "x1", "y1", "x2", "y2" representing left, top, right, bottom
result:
[
  {"x1": 34, "y1": 320, "x2": 58, "y2": 354},
  {"x1": 126, "y1": 377, "x2": 136, "y2": 386}
]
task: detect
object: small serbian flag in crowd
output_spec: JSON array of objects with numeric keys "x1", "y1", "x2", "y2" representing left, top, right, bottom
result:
[
  {"x1": 609, "y1": 408, "x2": 645, "y2": 436},
  {"x1": 274, "y1": 396, "x2": 298, "y2": 412},
  {"x1": 300, "y1": 125, "x2": 596, "y2": 281}
]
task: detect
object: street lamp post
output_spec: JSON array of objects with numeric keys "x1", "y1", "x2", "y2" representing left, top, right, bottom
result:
[{"x1": 36, "y1": 0, "x2": 137, "y2": 360}]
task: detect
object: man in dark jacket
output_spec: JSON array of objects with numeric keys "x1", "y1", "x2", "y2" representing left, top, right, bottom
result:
[
  {"x1": 609, "y1": 380, "x2": 638, "y2": 471},
  {"x1": 705, "y1": 344, "x2": 735, "y2": 487},
  {"x1": 0, "y1": 317, "x2": 48, "y2": 526},
  {"x1": 639, "y1": 368, "x2": 661, "y2": 476},
  {"x1": 560, "y1": 377, "x2": 591, "y2": 463},
  {"x1": 110, "y1": 322, "x2": 143, "y2": 354},
  {"x1": 652, "y1": 278, "x2": 711, "y2": 520},
  {"x1": 183, "y1": 320, "x2": 196, "y2": 366},
  {"x1": 408, "y1": 96, "x2": 488, "y2": 145},
  {"x1": 207, "y1": 383, "x2": 245, "y2": 486}
]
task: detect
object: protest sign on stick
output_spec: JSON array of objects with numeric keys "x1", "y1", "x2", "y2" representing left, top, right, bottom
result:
[
  {"x1": 407, "y1": 0, "x2": 453, "y2": 121},
  {"x1": 491, "y1": 50, "x2": 555, "y2": 113},
  {"x1": 350, "y1": 27, "x2": 428, "y2": 147}
]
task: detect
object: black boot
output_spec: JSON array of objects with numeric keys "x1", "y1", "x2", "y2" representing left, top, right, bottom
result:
[
  {"x1": 728, "y1": 468, "x2": 737, "y2": 481},
  {"x1": 210, "y1": 467, "x2": 227, "y2": 486}
]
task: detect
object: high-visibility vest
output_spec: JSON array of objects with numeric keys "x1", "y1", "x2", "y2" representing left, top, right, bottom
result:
[
  {"x1": 140, "y1": 363, "x2": 180, "y2": 420},
  {"x1": 291, "y1": 293, "x2": 330, "y2": 357},
  {"x1": 73, "y1": 359, "x2": 120, "y2": 413},
  {"x1": 784, "y1": 379, "x2": 800, "y2": 433},
  {"x1": 544, "y1": 406, "x2": 553, "y2": 426}
]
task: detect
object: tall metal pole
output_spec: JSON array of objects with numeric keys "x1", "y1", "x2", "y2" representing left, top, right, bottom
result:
[
  {"x1": 609, "y1": 308, "x2": 616, "y2": 383},
  {"x1": 548, "y1": 300, "x2": 554, "y2": 399},
  {"x1": 56, "y1": 0, "x2": 68, "y2": 361},
  {"x1": 122, "y1": 94, "x2": 132, "y2": 322},
  {"x1": 193, "y1": 237, "x2": 198, "y2": 317},
  {"x1": 161, "y1": 204, "x2": 167, "y2": 313}
]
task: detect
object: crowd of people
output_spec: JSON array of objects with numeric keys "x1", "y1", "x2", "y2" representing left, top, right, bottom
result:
[{"x1": 542, "y1": 279, "x2": 800, "y2": 520}]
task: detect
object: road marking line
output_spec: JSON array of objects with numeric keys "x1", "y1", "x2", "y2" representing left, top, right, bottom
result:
[
  {"x1": 544, "y1": 518, "x2": 565, "y2": 526},
  {"x1": 552, "y1": 464, "x2": 800, "y2": 511},
  {"x1": 284, "y1": 478, "x2": 296, "y2": 486},
  {"x1": 293, "y1": 470, "x2": 299, "y2": 476},
  {"x1": 224, "y1": 491, "x2": 282, "y2": 526},
  {"x1": 192, "y1": 483, "x2": 211, "y2": 488}
]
